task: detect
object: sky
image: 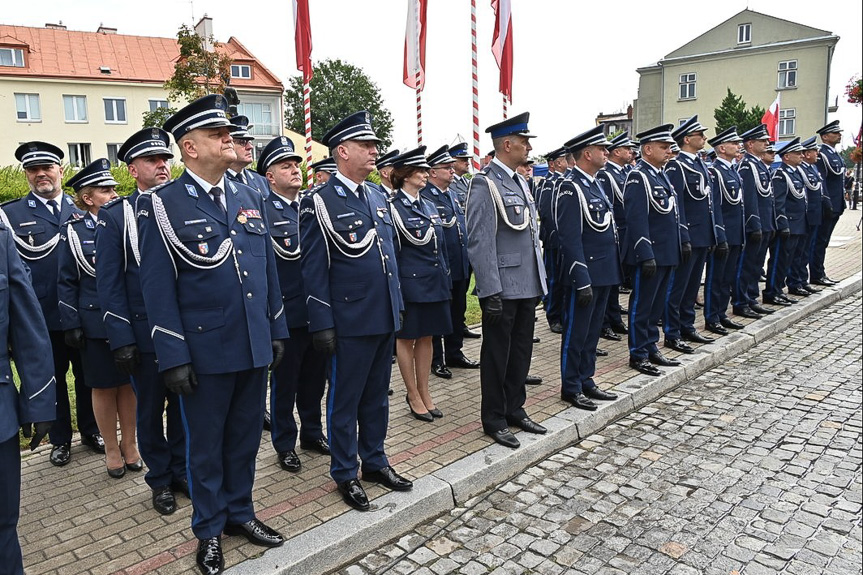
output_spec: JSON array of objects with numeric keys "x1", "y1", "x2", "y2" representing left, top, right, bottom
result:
[{"x1": 8, "y1": 0, "x2": 863, "y2": 156}]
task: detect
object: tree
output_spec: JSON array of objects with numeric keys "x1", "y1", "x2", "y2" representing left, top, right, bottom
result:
[
  {"x1": 141, "y1": 24, "x2": 232, "y2": 128},
  {"x1": 713, "y1": 88, "x2": 766, "y2": 135},
  {"x1": 284, "y1": 59, "x2": 394, "y2": 150}
]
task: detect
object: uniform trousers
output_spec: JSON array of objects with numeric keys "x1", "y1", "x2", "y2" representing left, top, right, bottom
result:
[
  {"x1": 132, "y1": 352, "x2": 185, "y2": 490},
  {"x1": 628, "y1": 265, "x2": 673, "y2": 361},
  {"x1": 178, "y1": 367, "x2": 267, "y2": 539},
  {"x1": 327, "y1": 333, "x2": 392, "y2": 484},
  {"x1": 663, "y1": 247, "x2": 709, "y2": 340},
  {"x1": 48, "y1": 330, "x2": 97, "y2": 445},
  {"x1": 0, "y1": 436, "x2": 23, "y2": 575},
  {"x1": 271, "y1": 326, "x2": 327, "y2": 453},
  {"x1": 479, "y1": 297, "x2": 534, "y2": 434},
  {"x1": 788, "y1": 226, "x2": 818, "y2": 288},
  {"x1": 810, "y1": 213, "x2": 839, "y2": 280},
  {"x1": 735, "y1": 234, "x2": 768, "y2": 309},
  {"x1": 561, "y1": 286, "x2": 610, "y2": 397},
  {"x1": 543, "y1": 247, "x2": 563, "y2": 326},
  {"x1": 705, "y1": 245, "x2": 743, "y2": 323},
  {"x1": 748, "y1": 232, "x2": 774, "y2": 304},
  {"x1": 432, "y1": 279, "x2": 467, "y2": 365},
  {"x1": 602, "y1": 285, "x2": 625, "y2": 330},
  {"x1": 765, "y1": 235, "x2": 801, "y2": 298}
]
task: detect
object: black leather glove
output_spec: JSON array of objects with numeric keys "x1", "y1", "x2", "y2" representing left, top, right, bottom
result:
[
  {"x1": 163, "y1": 364, "x2": 198, "y2": 396},
  {"x1": 312, "y1": 328, "x2": 337, "y2": 354},
  {"x1": 22, "y1": 421, "x2": 53, "y2": 451},
  {"x1": 641, "y1": 259, "x2": 657, "y2": 279},
  {"x1": 270, "y1": 340, "x2": 285, "y2": 369},
  {"x1": 681, "y1": 242, "x2": 692, "y2": 263},
  {"x1": 748, "y1": 230, "x2": 763, "y2": 244},
  {"x1": 779, "y1": 228, "x2": 791, "y2": 240},
  {"x1": 64, "y1": 328, "x2": 85, "y2": 349},
  {"x1": 113, "y1": 344, "x2": 140, "y2": 377},
  {"x1": 482, "y1": 294, "x2": 504, "y2": 324},
  {"x1": 715, "y1": 241, "x2": 729, "y2": 260},
  {"x1": 823, "y1": 203, "x2": 834, "y2": 221},
  {"x1": 576, "y1": 286, "x2": 593, "y2": 307}
]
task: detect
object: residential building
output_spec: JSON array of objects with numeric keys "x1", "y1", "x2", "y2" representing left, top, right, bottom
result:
[
  {"x1": 595, "y1": 105, "x2": 633, "y2": 137},
  {"x1": 633, "y1": 9, "x2": 839, "y2": 142}
]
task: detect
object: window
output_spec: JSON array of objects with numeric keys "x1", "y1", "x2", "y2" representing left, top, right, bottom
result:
[
  {"x1": 778, "y1": 60, "x2": 798, "y2": 89},
  {"x1": 149, "y1": 99, "x2": 169, "y2": 112},
  {"x1": 230, "y1": 64, "x2": 252, "y2": 79},
  {"x1": 778, "y1": 109, "x2": 796, "y2": 137},
  {"x1": 679, "y1": 73, "x2": 696, "y2": 100},
  {"x1": 107, "y1": 144, "x2": 122, "y2": 165},
  {"x1": 63, "y1": 95, "x2": 88, "y2": 122},
  {"x1": 0, "y1": 47, "x2": 25, "y2": 67},
  {"x1": 68, "y1": 143, "x2": 92, "y2": 167},
  {"x1": 738, "y1": 23, "x2": 751, "y2": 44},
  {"x1": 237, "y1": 102, "x2": 275, "y2": 136},
  {"x1": 103, "y1": 98, "x2": 127, "y2": 123},
  {"x1": 15, "y1": 93, "x2": 41, "y2": 121}
]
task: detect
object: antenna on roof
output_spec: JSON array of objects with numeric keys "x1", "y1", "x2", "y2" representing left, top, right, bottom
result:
[{"x1": 190, "y1": 0, "x2": 195, "y2": 26}]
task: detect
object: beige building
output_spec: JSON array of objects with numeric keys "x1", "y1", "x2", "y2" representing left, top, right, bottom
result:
[
  {"x1": 0, "y1": 17, "x2": 326, "y2": 167},
  {"x1": 633, "y1": 9, "x2": 839, "y2": 142}
]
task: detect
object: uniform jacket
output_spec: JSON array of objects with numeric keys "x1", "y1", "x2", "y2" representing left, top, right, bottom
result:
[
  {"x1": 555, "y1": 168, "x2": 622, "y2": 289},
  {"x1": 95, "y1": 192, "x2": 153, "y2": 353},
  {"x1": 58, "y1": 215, "x2": 109, "y2": 339},
  {"x1": 710, "y1": 159, "x2": 745, "y2": 246},
  {"x1": 465, "y1": 160, "x2": 546, "y2": 299},
  {"x1": 299, "y1": 175, "x2": 403, "y2": 337},
  {"x1": 0, "y1": 192, "x2": 83, "y2": 330},
  {"x1": 664, "y1": 153, "x2": 724, "y2": 247},
  {"x1": 227, "y1": 168, "x2": 271, "y2": 199},
  {"x1": 622, "y1": 160, "x2": 681, "y2": 267},
  {"x1": 596, "y1": 161, "x2": 628, "y2": 235},
  {"x1": 772, "y1": 163, "x2": 808, "y2": 236},
  {"x1": 389, "y1": 192, "x2": 452, "y2": 303},
  {"x1": 263, "y1": 192, "x2": 308, "y2": 330},
  {"x1": 420, "y1": 183, "x2": 470, "y2": 281},
  {"x1": 0, "y1": 223, "x2": 55, "y2": 442},
  {"x1": 449, "y1": 175, "x2": 470, "y2": 208},
  {"x1": 137, "y1": 171, "x2": 288, "y2": 374},
  {"x1": 816, "y1": 145, "x2": 846, "y2": 215},
  {"x1": 800, "y1": 162, "x2": 827, "y2": 227},
  {"x1": 536, "y1": 171, "x2": 561, "y2": 248},
  {"x1": 737, "y1": 152, "x2": 772, "y2": 233}
]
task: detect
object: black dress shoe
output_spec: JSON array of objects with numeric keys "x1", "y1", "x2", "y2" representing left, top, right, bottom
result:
[
  {"x1": 583, "y1": 387, "x2": 618, "y2": 401},
  {"x1": 705, "y1": 322, "x2": 729, "y2": 336},
  {"x1": 596, "y1": 348, "x2": 608, "y2": 357},
  {"x1": 763, "y1": 295, "x2": 791, "y2": 307},
  {"x1": 720, "y1": 318, "x2": 744, "y2": 330},
  {"x1": 363, "y1": 466, "x2": 413, "y2": 491},
  {"x1": 447, "y1": 355, "x2": 480, "y2": 369},
  {"x1": 487, "y1": 428, "x2": 520, "y2": 449},
  {"x1": 777, "y1": 294, "x2": 798, "y2": 304},
  {"x1": 152, "y1": 486, "x2": 177, "y2": 515},
  {"x1": 463, "y1": 327, "x2": 482, "y2": 339},
  {"x1": 278, "y1": 450, "x2": 301, "y2": 472},
  {"x1": 224, "y1": 518, "x2": 284, "y2": 547},
  {"x1": 107, "y1": 465, "x2": 126, "y2": 479},
  {"x1": 561, "y1": 393, "x2": 597, "y2": 411},
  {"x1": 263, "y1": 410, "x2": 272, "y2": 432},
  {"x1": 629, "y1": 358, "x2": 662, "y2": 376},
  {"x1": 812, "y1": 276, "x2": 837, "y2": 286},
  {"x1": 407, "y1": 395, "x2": 434, "y2": 422},
  {"x1": 665, "y1": 338, "x2": 695, "y2": 354},
  {"x1": 50, "y1": 443, "x2": 71, "y2": 467},
  {"x1": 196, "y1": 536, "x2": 224, "y2": 575},
  {"x1": 749, "y1": 303, "x2": 774, "y2": 315},
  {"x1": 733, "y1": 306, "x2": 762, "y2": 319},
  {"x1": 81, "y1": 433, "x2": 105, "y2": 454},
  {"x1": 802, "y1": 284, "x2": 820, "y2": 294},
  {"x1": 649, "y1": 351, "x2": 681, "y2": 366},
  {"x1": 549, "y1": 322, "x2": 563, "y2": 334},
  {"x1": 525, "y1": 374, "x2": 543, "y2": 385},
  {"x1": 171, "y1": 477, "x2": 191, "y2": 498},
  {"x1": 533, "y1": 335, "x2": 541, "y2": 343},
  {"x1": 600, "y1": 327, "x2": 622, "y2": 341},
  {"x1": 681, "y1": 330, "x2": 714, "y2": 344},
  {"x1": 431, "y1": 364, "x2": 452, "y2": 379},
  {"x1": 787, "y1": 287, "x2": 810, "y2": 297},
  {"x1": 428, "y1": 408, "x2": 443, "y2": 418},
  {"x1": 299, "y1": 437, "x2": 330, "y2": 455},
  {"x1": 610, "y1": 322, "x2": 628, "y2": 334},
  {"x1": 507, "y1": 417, "x2": 547, "y2": 434},
  {"x1": 337, "y1": 479, "x2": 370, "y2": 511},
  {"x1": 125, "y1": 459, "x2": 144, "y2": 471}
]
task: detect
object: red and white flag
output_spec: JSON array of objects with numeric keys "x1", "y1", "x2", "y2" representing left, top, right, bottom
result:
[
  {"x1": 491, "y1": 0, "x2": 513, "y2": 100},
  {"x1": 403, "y1": 0, "x2": 428, "y2": 90},
  {"x1": 293, "y1": 0, "x2": 313, "y2": 83},
  {"x1": 762, "y1": 94, "x2": 781, "y2": 141}
]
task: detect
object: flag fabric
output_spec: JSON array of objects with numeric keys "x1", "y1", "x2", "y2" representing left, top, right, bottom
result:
[
  {"x1": 762, "y1": 94, "x2": 781, "y2": 141},
  {"x1": 403, "y1": 0, "x2": 428, "y2": 90},
  {"x1": 491, "y1": 0, "x2": 513, "y2": 100},
  {"x1": 293, "y1": 0, "x2": 313, "y2": 83}
]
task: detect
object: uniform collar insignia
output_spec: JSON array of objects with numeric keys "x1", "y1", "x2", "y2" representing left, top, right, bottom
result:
[
  {"x1": 335, "y1": 186, "x2": 346, "y2": 197},
  {"x1": 272, "y1": 200, "x2": 283, "y2": 209},
  {"x1": 28, "y1": 199, "x2": 36, "y2": 207},
  {"x1": 186, "y1": 184, "x2": 199, "y2": 197}
]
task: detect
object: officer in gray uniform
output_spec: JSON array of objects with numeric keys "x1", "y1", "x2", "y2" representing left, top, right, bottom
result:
[{"x1": 466, "y1": 112, "x2": 547, "y2": 450}]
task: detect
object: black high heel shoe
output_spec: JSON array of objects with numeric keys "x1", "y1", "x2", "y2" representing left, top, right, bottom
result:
[
  {"x1": 406, "y1": 395, "x2": 433, "y2": 422},
  {"x1": 428, "y1": 408, "x2": 443, "y2": 418},
  {"x1": 107, "y1": 465, "x2": 126, "y2": 479}
]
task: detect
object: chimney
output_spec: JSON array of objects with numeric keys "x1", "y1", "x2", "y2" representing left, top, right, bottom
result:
[
  {"x1": 194, "y1": 14, "x2": 214, "y2": 51},
  {"x1": 627, "y1": 104, "x2": 633, "y2": 119},
  {"x1": 97, "y1": 24, "x2": 117, "y2": 34},
  {"x1": 45, "y1": 22, "x2": 66, "y2": 30}
]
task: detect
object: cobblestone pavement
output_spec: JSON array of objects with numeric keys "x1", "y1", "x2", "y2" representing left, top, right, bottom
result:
[{"x1": 339, "y1": 294, "x2": 863, "y2": 575}]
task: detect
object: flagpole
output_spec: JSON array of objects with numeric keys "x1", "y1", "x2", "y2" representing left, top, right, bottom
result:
[
  {"x1": 415, "y1": 0, "x2": 423, "y2": 146},
  {"x1": 303, "y1": 81, "x2": 313, "y2": 169},
  {"x1": 471, "y1": 0, "x2": 480, "y2": 170},
  {"x1": 502, "y1": 94, "x2": 508, "y2": 119}
]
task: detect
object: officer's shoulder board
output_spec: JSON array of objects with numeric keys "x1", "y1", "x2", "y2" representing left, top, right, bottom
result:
[
  {"x1": 145, "y1": 179, "x2": 174, "y2": 195},
  {"x1": 1, "y1": 196, "x2": 25, "y2": 208},
  {"x1": 100, "y1": 196, "x2": 126, "y2": 211}
]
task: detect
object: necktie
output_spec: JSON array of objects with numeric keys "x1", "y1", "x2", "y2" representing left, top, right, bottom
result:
[
  {"x1": 210, "y1": 186, "x2": 226, "y2": 215},
  {"x1": 48, "y1": 199, "x2": 61, "y2": 223},
  {"x1": 357, "y1": 184, "x2": 371, "y2": 213},
  {"x1": 290, "y1": 201, "x2": 299, "y2": 213}
]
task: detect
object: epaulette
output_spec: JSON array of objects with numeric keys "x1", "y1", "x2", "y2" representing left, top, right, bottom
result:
[
  {"x1": 143, "y1": 179, "x2": 174, "y2": 195},
  {"x1": 101, "y1": 196, "x2": 126, "y2": 211},
  {"x1": 66, "y1": 214, "x2": 88, "y2": 225},
  {"x1": 1, "y1": 196, "x2": 25, "y2": 207}
]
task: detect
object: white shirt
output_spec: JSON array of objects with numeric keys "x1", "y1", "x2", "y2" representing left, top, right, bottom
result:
[{"x1": 186, "y1": 169, "x2": 227, "y2": 211}]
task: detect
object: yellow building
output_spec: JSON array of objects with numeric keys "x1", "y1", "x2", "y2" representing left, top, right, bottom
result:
[{"x1": 633, "y1": 9, "x2": 839, "y2": 141}]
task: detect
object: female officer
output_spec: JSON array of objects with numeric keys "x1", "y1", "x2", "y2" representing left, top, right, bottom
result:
[
  {"x1": 58, "y1": 159, "x2": 140, "y2": 478},
  {"x1": 389, "y1": 147, "x2": 452, "y2": 422}
]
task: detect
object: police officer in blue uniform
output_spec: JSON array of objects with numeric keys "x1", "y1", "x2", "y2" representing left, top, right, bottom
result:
[
  {"x1": 226, "y1": 115, "x2": 271, "y2": 198},
  {"x1": 811, "y1": 120, "x2": 845, "y2": 286},
  {"x1": 309, "y1": 156, "x2": 337, "y2": 187},
  {"x1": 0, "y1": 142, "x2": 101, "y2": 467},
  {"x1": 299, "y1": 111, "x2": 411, "y2": 512},
  {"x1": 734, "y1": 124, "x2": 775, "y2": 317},
  {"x1": 555, "y1": 127, "x2": 621, "y2": 412},
  {"x1": 448, "y1": 142, "x2": 473, "y2": 209},
  {"x1": 422, "y1": 145, "x2": 477, "y2": 377},
  {"x1": 96, "y1": 128, "x2": 187, "y2": 513},
  {"x1": 137, "y1": 94, "x2": 288, "y2": 575},
  {"x1": 256, "y1": 135, "x2": 330, "y2": 474},
  {"x1": 376, "y1": 148, "x2": 400, "y2": 197},
  {"x1": 704, "y1": 127, "x2": 746, "y2": 334},
  {"x1": 788, "y1": 136, "x2": 830, "y2": 295},
  {"x1": 622, "y1": 125, "x2": 682, "y2": 376},
  {"x1": 0, "y1": 218, "x2": 56, "y2": 575},
  {"x1": 764, "y1": 138, "x2": 807, "y2": 307},
  {"x1": 662, "y1": 117, "x2": 724, "y2": 351},
  {"x1": 537, "y1": 146, "x2": 568, "y2": 334}
]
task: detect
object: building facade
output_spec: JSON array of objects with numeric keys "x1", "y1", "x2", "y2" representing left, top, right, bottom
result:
[
  {"x1": 633, "y1": 9, "x2": 839, "y2": 142},
  {"x1": 595, "y1": 105, "x2": 633, "y2": 137}
]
